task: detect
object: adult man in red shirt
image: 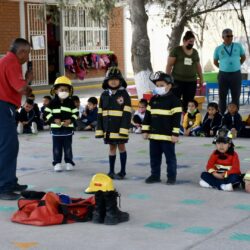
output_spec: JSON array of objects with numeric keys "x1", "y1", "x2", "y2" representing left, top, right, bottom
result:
[{"x1": 0, "y1": 38, "x2": 33, "y2": 200}]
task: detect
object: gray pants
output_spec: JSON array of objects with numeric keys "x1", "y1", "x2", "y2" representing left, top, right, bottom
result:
[{"x1": 218, "y1": 70, "x2": 241, "y2": 115}]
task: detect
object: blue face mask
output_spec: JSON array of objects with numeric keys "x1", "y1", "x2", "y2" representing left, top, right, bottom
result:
[{"x1": 153, "y1": 87, "x2": 166, "y2": 96}]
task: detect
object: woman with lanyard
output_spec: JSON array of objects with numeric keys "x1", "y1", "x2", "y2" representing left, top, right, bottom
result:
[
  {"x1": 213, "y1": 28, "x2": 246, "y2": 115},
  {"x1": 166, "y1": 31, "x2": 203, "y2": 113}
]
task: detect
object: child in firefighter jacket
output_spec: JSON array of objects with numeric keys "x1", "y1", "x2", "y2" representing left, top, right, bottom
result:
[
  {"x1": 96, "y1": 67, "x2": 132, "y2": 180},
  {"x1": 142, "y1": 72, "x2": 182, "y2": 185},
  {"x1": 44, "y1": 76, "x2": 78, "y2": 172},
  {"x1": 199, "y1": 128, "x2": 241, "y2": 191}
]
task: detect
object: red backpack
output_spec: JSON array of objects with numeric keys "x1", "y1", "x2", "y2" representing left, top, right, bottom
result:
[{"x1": 11, "y1": 192, "x2": 95, "y2": 226}]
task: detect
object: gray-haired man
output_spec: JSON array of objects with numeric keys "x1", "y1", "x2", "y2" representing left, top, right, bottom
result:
[{"x1": 214, "y1": 28, "x2": 246, "y2": 114}]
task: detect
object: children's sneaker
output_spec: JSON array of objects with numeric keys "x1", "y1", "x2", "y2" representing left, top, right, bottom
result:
[
  {"x1": 199, "y1": 179, "x2": 212, "y2": 188},
  {"x1": 65, "y1": 163, "x2": 74, "y2": 171},
  {"x1": 54, "y1": 163, "x2": 62, "y2": 172},
  {"x1": 31, "y1": 122, "x2": 38, "y2": 134},
  {"x1": 220, "y1": 183, "x2": 233, "y2": 192}
]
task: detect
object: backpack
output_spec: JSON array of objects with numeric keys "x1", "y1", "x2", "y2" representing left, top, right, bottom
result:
[{"x1": 11, "y1": 192, "x2": 95, "y2": 226}]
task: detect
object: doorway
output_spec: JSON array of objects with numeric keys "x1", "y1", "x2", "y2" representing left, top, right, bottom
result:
[{"x1": 46, "y1": 5, "x2": 60, "y2": 84}]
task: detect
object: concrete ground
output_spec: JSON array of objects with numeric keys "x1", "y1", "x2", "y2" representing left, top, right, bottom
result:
[{"x1": 1, "y1": 85, "x2": 250, "y2": 250}]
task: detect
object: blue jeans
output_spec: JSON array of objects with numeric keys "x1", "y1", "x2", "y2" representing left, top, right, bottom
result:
[
  {"x1": 201, "y1": 172, "x2": 241, "y2": 190},
  {"x1": 0, "y1": 101, "x2": 19, "y2": 193},
  {"x1": 52, "y1": 135, "x2": 75, "y2": 166},
  {"x1": 150, "y1": 140, "x2": 177, "y2": 179}
]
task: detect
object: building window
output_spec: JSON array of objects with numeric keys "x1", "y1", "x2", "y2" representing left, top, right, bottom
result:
[{"x1": 64, "y1": 6, "x2": 109, "y2": 52}]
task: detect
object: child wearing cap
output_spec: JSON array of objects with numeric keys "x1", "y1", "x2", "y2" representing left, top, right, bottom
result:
[
  {"x1": 199, "y1": 128, "x2": 241, "y2": 191},
  {"x1": 44, "y1": 76, "x2": 78, "y2": 172},
  {"x1": 96, "y1": 67, "x2": 132, "y2": 180},
  {"x1": 142, "y1": 71, "x2": 182, "y2": 185}
]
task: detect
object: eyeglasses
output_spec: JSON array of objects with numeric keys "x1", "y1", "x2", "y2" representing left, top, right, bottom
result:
[{"x1": 225, "y1": 35, "x2": 233, "y2": 38}]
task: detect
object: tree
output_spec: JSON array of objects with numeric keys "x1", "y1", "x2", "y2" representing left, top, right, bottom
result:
[
  {"x1": 128, "y1": 0, "x2": 155, "y2": 98},
  {"x1": 164, "y1": 0, "x2": 232, "y2": 52}
]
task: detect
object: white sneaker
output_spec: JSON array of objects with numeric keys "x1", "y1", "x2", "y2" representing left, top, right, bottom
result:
[
  {"x1": 199, "y1": 179, "x2": 212, "y2": 188},
  {"x1": 65, "y1": 163, "x2": 74, "y2": 171},
  {"x1": 31, "y1": 122, "x2": 38, "y2": 134},
  {"x1": 17, "y1": 123, "x2": 23, "y2": 134},
  {"x1": 54, "y1": 163, "x2": 62, "y2": 172},
  {"x1": 220, "y1": 183, "x2": 233, "y2": 192}
]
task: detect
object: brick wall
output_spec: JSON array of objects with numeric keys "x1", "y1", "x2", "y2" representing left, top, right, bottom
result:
[
  {"x1": 0, "y1": 1, "x2": 20, "y2": 54},
  {"x1": 109, "y1": 7, "x2": 125, "y2": 74}
]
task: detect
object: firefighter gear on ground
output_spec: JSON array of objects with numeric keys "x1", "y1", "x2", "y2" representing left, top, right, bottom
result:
[{"x1": 85, "y1": 173, "x2": 115, "y2": 194}]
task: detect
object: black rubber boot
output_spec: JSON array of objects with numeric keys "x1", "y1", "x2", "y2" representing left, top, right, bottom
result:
[
  {"x1": 104, "y1": 191, "x2": 129, "y2": 225},
  {"x1": 92, "y1": 191, "x2": 106, "y2": 223}
]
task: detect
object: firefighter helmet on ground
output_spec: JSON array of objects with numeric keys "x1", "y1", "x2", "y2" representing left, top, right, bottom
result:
[
  {"x1": 50, "y1": 76, "x2": 73, "y2": 96},
  {"x1": 149, "y1": 71, "x2": 174, "y2": 85},
  {"x1": 102, "y1": 67, "x2": 127, "y2": 89},
  {"x1": 85, "y1": 173, "x2": 115, "y2": 193}
]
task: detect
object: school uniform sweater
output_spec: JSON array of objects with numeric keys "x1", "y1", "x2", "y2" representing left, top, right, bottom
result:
[
  {"x1": 222, "y1": 112, "x2": 244, "y2": 132},
  {"x1": 142, "y1": 91, "x2": 182, "y2": 141},
  {"x1": 201, "y1": 112, "x2": 222, "y2": 135},
  {"x1": 96, "y1": 88, "x2": 132, "y2": 140},
  {"x1": 183, "y1": 109, "x2": 202, "y2": 129}
]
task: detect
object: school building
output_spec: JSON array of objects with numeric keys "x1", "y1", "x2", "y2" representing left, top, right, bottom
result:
[{"x1": 0, "y1": 0, "x2": 127, "y2": 86}]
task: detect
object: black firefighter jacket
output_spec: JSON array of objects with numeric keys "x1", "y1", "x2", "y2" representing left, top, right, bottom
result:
[
  {"x1": 95, "y1": 88, "x2": 132, "y2": 140},
  {"x1": 142, "y1": 91, "x2": 182, "y2": 141}
]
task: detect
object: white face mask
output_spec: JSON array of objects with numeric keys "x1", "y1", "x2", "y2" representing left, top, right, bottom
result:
[
  {"x1": 58, "y1": 91, "x2": 69, "y2": 99},
  {"x1": 154, "y1": 87, "x2": 166, "y2": 96}
]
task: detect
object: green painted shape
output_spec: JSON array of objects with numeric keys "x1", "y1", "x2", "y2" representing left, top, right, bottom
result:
[
  {"x1": 181, "y1": 199, "x2": 205, "y2": 205},
  {"x1": 243, "y1": 158, "x2": 250, "y2": 162},
  {"x1": 79, "y1": 136, "x2": 90, "y2": 139},
  {"x1": 144, "y1": 222, "x2": 172, "y2": 230},
  {"x1": 136, "y1": 150, "x2": 147, "y2": 154},
  {"x1": 184, "y1": 227, "x2": 213, "y2": 235},
  {"x1": 45, "y1": 187, "x2": 67, "y2": 193},
  {"x1": 203, "y1": 144, "x2": 213, "y2": 147},
  {"x1": 234, "y1": 204, "x2": 250, "y2": 211},
  {"x1": 27, "y1": 184, "x2": 35, "y2": 189},
  {"x1": 176, "y1": 152, "x2": 183, "y2": 156},
  {"x1": 0, "y1": 206, "x2": 17, "y2": 212},
  {"x1": 128, "y1": 194, "x2": 150, "y2": 200},
  {"x1": 230, "y1": 233, "x2": 250, "y2": 241}
]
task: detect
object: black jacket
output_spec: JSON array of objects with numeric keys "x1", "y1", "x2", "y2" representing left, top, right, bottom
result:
[
  {"x1": 201, "y1": 112, "x2": 222, "y2": 136},
  {"x1": 142, "y1": 91, "x2": 182, "y2": 141},
  {"x1": 96, "y1": 88, "x2": 132, "y2": 140},
  {"x1": 222, "y1": 112, "x2": 243, "y2": 132},
  {"x1": 44, "y1": 95, "x2": 78, "y2": 134}
]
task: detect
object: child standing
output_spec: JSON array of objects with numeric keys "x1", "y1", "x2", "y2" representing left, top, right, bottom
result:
[
  {"x1": 44, "y1": 76, "x2": 78, "y2": 172},
  {"x1": 222, "y1": 102, "x2": 244, "y2": 138},
  {"x1": 200, "y1": 102, "x2": 222, "y2": 137},
  {"x1": 182, "y1": 99, "x2": 202, "y2": 136},
  {"x1": 96, "y1": 67, "x2": 132, "y2": 180},
  {"x1": 142, "y1": 72, "x2": 182, "y2": 184},
  {"x1": 131, "y1": 98, "x2": 148, "y2": 134},
  {"x1": 199, "y1": 128, "x2": 241, "y2": 191}
]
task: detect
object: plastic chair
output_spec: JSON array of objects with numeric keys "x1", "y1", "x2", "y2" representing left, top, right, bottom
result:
[
  {"x1": 205, "y1": 82, "x2": 219, "y2": 103},
  {"x1": 241, "y1": 80, "x2": 250, "y2": 104}
]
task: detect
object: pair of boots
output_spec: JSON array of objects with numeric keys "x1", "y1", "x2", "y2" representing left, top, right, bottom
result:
[{"x1": 92, "y1": 191, "x2": 129, "y2": 225}]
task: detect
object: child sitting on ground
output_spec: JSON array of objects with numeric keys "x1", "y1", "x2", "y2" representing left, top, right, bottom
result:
[
  {"x1": 199, "y1": 128, "x2": 241, "y2": 191},
  {"x1": 200, "y1": 102, "x2": 222, "y2": 137},
  {"x1": 131, "y1": 98, "x2": 148, "y2": 134},
  {"x1": 40, "y1": 95, "x2": 52, "y2": 129},
  {"x1": 181, "y1": 99, "x2": 202, "y2": 136},
  {"x1": 72, "y1": 95, "x2": 85, "y2": 119},
  {"x1": 78, "y1": 97, "x2": 98, "y2": 131},
  {"x1": 222, "y1": 102, "x2": 244, "y2": 138},
  {"x1": 17, "y1": 99, "x2": 38, "y2": 134}
]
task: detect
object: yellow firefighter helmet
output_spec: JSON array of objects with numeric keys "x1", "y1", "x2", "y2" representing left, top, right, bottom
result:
[
  {"x1": 50, "y1": 76, "x2": 73, "y2": 96},
  {"x1": 85, "y1": 173, "x2": 115, "y2": 193}
]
